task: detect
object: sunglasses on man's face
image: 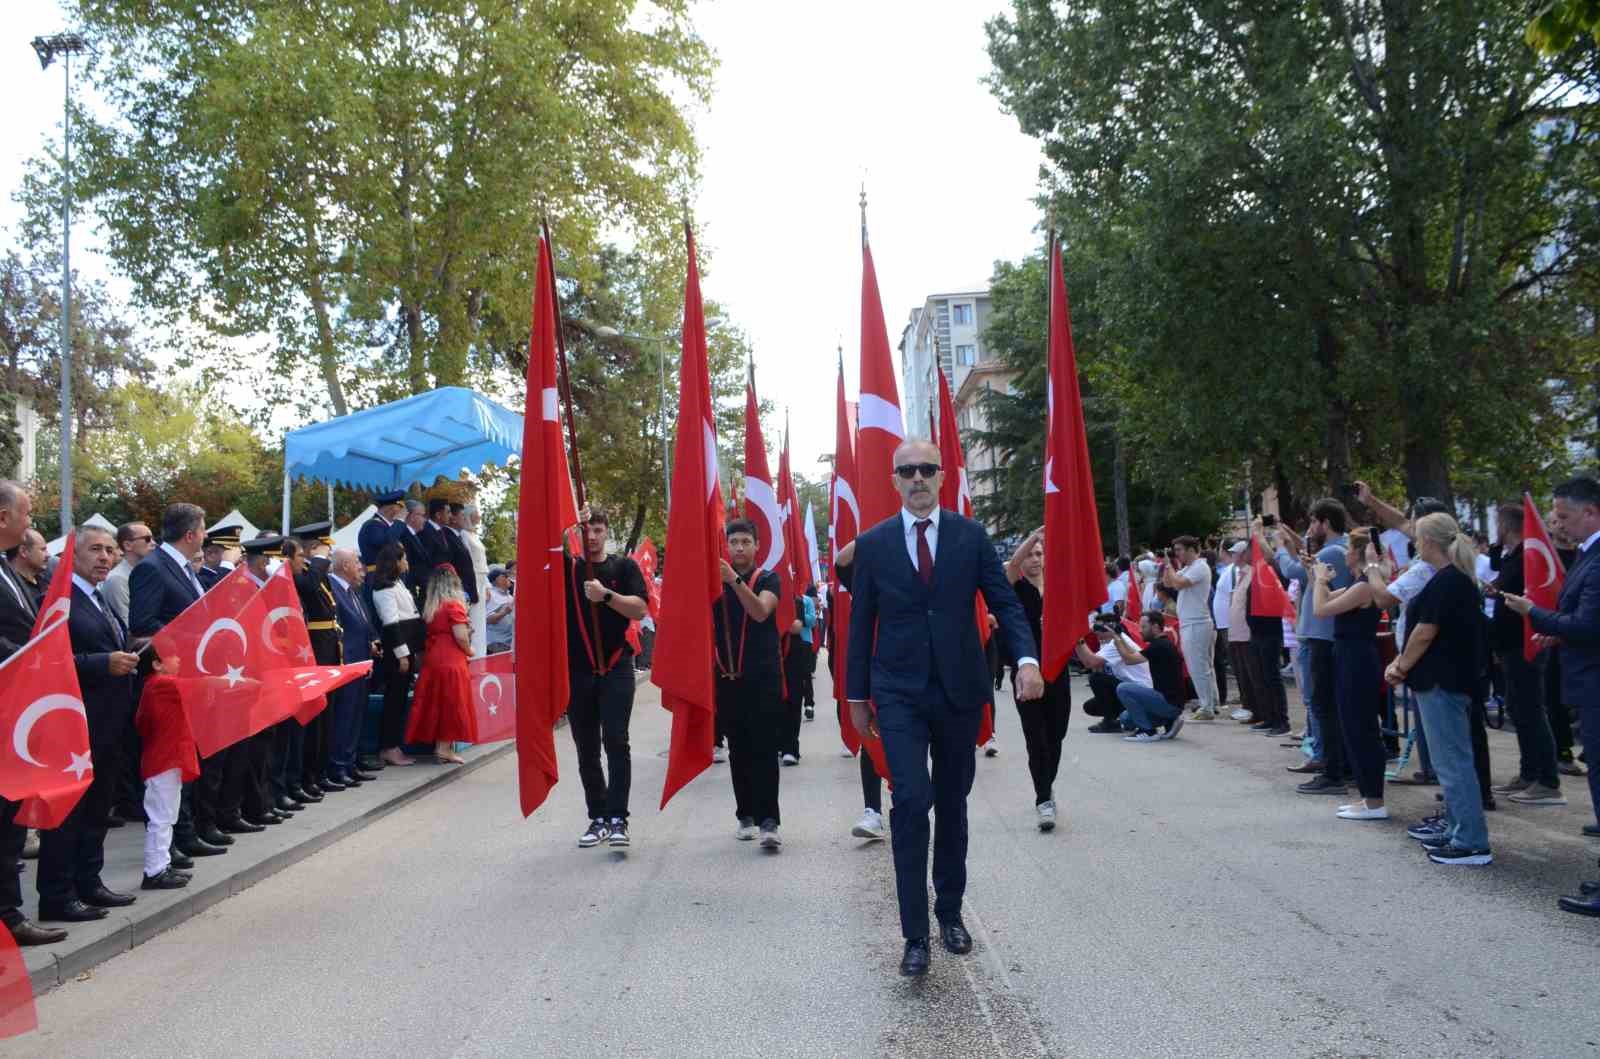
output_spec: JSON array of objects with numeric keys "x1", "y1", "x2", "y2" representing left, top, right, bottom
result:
[
  {"x1": 132, "y1": 534, "x2": 153, "y2": 544},
  {"x1": 895, "y1": 463, "x2": 942, "y2": 480}
]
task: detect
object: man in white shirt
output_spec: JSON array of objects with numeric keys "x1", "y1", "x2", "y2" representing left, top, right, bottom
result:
[
  {"x1": 1102, "y1": 561, "x2": 1127, "y2": 616},
  {"x1": 1162, "y1": 535, "x2": 1219, "y2": 719},
  {"x1": 1212, "y1": 543, "x2": 1238, "y2": 709},
  {"x1": 102, "y1": 523, "x2": 152, "y2": 628},
  {"x1": 1076, "y1": 619, "x2": 1153, "y2": 730}
]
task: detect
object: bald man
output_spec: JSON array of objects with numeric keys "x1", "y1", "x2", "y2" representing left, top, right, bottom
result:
[{"x1": 326, "y1": 548, "x2": 378, "y2": 788}]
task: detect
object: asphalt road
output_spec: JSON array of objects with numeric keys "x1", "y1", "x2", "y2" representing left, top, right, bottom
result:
[{"x1": 12, "y1": 660, "x2": 1600, "y2": 1058}]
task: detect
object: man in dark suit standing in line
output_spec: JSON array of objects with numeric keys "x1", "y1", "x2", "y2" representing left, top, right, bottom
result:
[
  {"x1": 1503, "y1": 475, "x2": 1600, "y2": 915},
  {"x1": 326, "y1": 548, "x2": 378, "y2": 788},
  {"x1": 358, "y1": 491, "x2": 408, "y2": 576},
  {"x1": 399, "y1": 500, "x2": 430, "y2": 605},
  {"x1": 36, "y1": 526, "x2": 145, "y2": 917},
  {"x1": 292, "y1": 522, "x2": 345, "y2": 794},
  {"x1": 418, "y1": 499, "x2": 454, "y2": 596},
  {"x1": 0, "y1": 480, "x2": 70, "y2": 946},
  {"x1": 128, "y1": 502, "x2": 230, "y2": 861},
  {"x1": 444, "y1": 501, "x2": 479, "y2": 607},
  {"x1": 845, "y1": 439, "x2": 1043, "y2": 977}
]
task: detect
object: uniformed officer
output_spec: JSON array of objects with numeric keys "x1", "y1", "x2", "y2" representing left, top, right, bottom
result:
[
  {"x1": 359, "y1": 491, "x2": 408, "y2": 573},
  {"x1": 714, "y1": 518, "x2": 786, "y2": 850},
  {"x1": 218, "y1": 535, "x2": 291, "y2": 830},
  {"x1": 196, "y1": 525, "x2": 241, "y2": 591},
  {"x1": 292, "y1": 522, "x2": 344, "y2": 795}
]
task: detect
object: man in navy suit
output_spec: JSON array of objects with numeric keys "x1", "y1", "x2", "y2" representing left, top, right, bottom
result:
[
  {"x1": 326, "y1": 548, "x2": 379, "y2": 788},
  {"x1": 358, "y1": 491, "x2": 408, "y2": 574},
  {"x1": 845, "y1": 439, "x2": 1043, "y2": 977},
  {"x1": 1504, "y1": 475, "x2": 1600, "y2": 915},
  {"x1": 128, "y1": 503, "x2": 230, "y2": 861},
  {"x1": 37, "y1": 527, "x2": 149, "y2": 913}
]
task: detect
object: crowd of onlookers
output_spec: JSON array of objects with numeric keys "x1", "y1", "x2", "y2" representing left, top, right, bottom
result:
[{"x1": 1067, "y1": 475, "x2": 1600, "y2": 910}]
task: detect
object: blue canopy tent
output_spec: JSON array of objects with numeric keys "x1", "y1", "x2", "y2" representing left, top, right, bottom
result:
[{"x1": 281, "y1": 387, "x2": 524, "y2": 533}]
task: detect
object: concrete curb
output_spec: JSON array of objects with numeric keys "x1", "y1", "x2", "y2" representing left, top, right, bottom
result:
[{"x1": 24, "y1": 671, "x2": 651, "y2": 997}]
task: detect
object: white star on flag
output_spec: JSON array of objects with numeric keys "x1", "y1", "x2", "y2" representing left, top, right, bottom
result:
[
  {"x1": 296, "y1": 645, "x2": 313, "y2": 662},
  {"x1": 488, "y1": 703, "x2": 499, "y2": 716},
  {"x1": 64, "y1": 750, "x2": 93, "y2": 780},
  {"x1": 224, "y1": 664, "x2": 247, "y2": 688}
]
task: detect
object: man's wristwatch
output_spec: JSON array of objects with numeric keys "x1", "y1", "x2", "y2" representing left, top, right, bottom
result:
[{"x1": 603, "y1": 590, "x2": 613, "y2": 604}]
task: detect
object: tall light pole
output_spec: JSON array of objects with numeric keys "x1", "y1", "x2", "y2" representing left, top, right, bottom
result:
[{"x1": 32, "y1": 31, "x2": 88, "y2": 533}]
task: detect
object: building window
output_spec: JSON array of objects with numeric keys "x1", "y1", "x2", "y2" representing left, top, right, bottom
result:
[
  {"x1": 955, "y1": 344, "x2": 976, "y2": 366},
  {"x1": 952, "y1": 303, "x2": 973, "y2": 325}
]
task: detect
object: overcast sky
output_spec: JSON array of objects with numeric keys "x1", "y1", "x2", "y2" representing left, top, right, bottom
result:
[{"x1": 2, "y1": 0, "x2": 1047, "y2": 472}]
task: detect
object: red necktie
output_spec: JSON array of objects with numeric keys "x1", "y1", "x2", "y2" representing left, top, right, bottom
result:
[{"x1": 915, "y1": 519, "x2": 934, "y2": 585}]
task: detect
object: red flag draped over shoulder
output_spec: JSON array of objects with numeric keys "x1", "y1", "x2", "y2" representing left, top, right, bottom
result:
[
  {"x1": 936, "y1": 365, "x2": 997, "y2": 746},
  {"x1": 0, "y1": 620, "x2": 91, "y2": 830},
  {"x1": 513, "y1": 231, "x2": 575, "y2": 817},
  {"x1": 1041, "y1": 235, "x2": 1108, "y2": 680},
  {"x1": 654, "y1": 223, "x2": 725, "y2": 809},
  {"x1": 830, "y1": 359, "x2": 861, "y2": 754},
  {"x1": 1522, "y1": 493, "x2": 1566, "y2": 662},
  {"x1": 1248, "y1": 536, "x2": 1296, "y2": 620}
]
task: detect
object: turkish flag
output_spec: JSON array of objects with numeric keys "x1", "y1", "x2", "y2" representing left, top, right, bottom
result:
[
  {"x1": 632, "y1": 538, "x2": 661, "y2": 622},
  {"x1": 467, "y1": 652, "x2": 516, "y2": 744},
  {"x1": 802, "y1": 501, "x2": 820, "y2": 589},
  {"x1": 513, "y1": 232, "x2": 576, "y2": 817},
  {"x1": 857, "y1": 239, "x2": 905, "y2": 531},
  {"x1": 0, "y1": 922, "x2": 34, "y2": 1038},
  {"x1": 0, "y1": 619, "x2": 91, "y2": 829},
  {"x1": 1248, "y1": 536, "x2": 1296, "y2": 621},
  {"x1": 1041, "y1": 236, "x2": 1109, "y2": 680},
  {"x1": 151, "y1": 567, "x2": 303, "y2": 757},
  {"x1": 744, "y1": 377, "x2": 796, "y2": 667},
  {"x1": 254, "y1": 566, "x2": 330, "y2": 724},
  {"x1": 653, "y1": 223, "x2": 725, "y2": 809},
  {"x1": 29, "y1": 531, "x2": 72, "y2": 639},
  {"x1": 1124, "y1": 567, "x2": 1142, "y2": 625},
  {"x1": 830, "y1": 358, "x2": 861, "y2": 752},
  {"x1": 778, "y1": 434, "x2": 810, "y2": 597},
  {"x1": 935, "y1": 363, "x2": 997, "y2": 747},
  {"x1": 1522, "y1": 492, "x2": 1566, "y2": 662}
]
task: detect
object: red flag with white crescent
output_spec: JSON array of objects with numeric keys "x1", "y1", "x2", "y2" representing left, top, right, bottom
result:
[
  {"x1": 512, "y1": 231, "x2": 573, "y2": 817},
  {"x1": 30, "y1": 532, "x2": 73, "y2": 639},
  {"x1": 1041, "y1": 236, "x2": 1108, "y2": 679},
  {"x1": 935, "y1": 365, "x2": 996, "y2": 747},
  {"x1": 654, "y1": 223, "x2": 725, "y2": 808},
  {"x1": 857, "y1": 239, "x2": 905, "y2": 532},
  {"x1": 744, "y1": 376, "x2": 795, "y2": 661},
  {"x1": 830, "y1": 359, "x2": 861, "y2": 753},
  {"x1": 1522, "y1": 492, "x2": 1566, "y2": 662},
  {"x1": 0, "y1": 619, "x2": 91, "y2": 830},
  {"x1": 468, "y1": 652, "x2": 516, "y2": 743},
  {"x1": 631, "y1": 538, "x2": 661, "y2": 621}
]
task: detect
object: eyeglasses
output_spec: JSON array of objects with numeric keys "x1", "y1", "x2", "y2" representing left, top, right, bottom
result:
[
  {"x1": 894, "y1": 463, "x2": 941, "y2": 480},
  {"x1": 131, "y1": 534, "x2": 153, "y2": 544}
]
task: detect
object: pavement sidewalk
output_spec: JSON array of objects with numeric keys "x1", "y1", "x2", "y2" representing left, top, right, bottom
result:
[{"x1": 18, "y1": 672, "x2": 647, "y2": 996}]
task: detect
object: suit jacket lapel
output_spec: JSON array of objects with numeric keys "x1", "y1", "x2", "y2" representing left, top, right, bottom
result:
[
  {"x1": 161, "y1": 549, "x2": 200, "y2": 602},
  {"x1": 0, "y1": 562, "x2": 35, "y2": 618}
]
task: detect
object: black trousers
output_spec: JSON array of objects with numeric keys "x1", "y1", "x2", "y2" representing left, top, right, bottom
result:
[
  {"x1": 0, "y1": 801, "x2": 25, "y2": 926},
  {"x1": 1502, "y1": 649, "x2": 1559, "y2": 788},
  {"x1": 797, "y1": 640, "x2": 816, "y2": 707},
  {"x1": 1334, "y1": 638, "x2": 1386, "y2": 800},
  {"x1": 1228, "y1": 640, "x2": 1260, "y2": 714},
  {"x1": 271, "y1": 718, "x2": 304, "y2": 798},
  {"x1": 567, "y1": 666, "x2": 637, "y2": 820},
  {"x1": 300, "y1": 710, "x2": 332, "y2": 789},
  {"x1": 1085, "y1": 671, "x2": 1123, "y2": 717},
  {"x1": 1249, "y1": 622, "x2": 1289, "y2": 729},
  {"x1": 1546, "y1": 649, "x2": 1576, "y2": 756},
  {"x1": 379, "y1": 657, "x2": 417, "y2": 751},
  {"x1": 1213, "y1": 628, "x2": 1231, "y2": 705},
  {"x1": 37, "y1": 746, "x2": 117, "y2": 904},
  {"x1": 716, "y1": 670, "x2": 783, "y2": 826},
  {"x1": 877, "y1": 676, "x2": 982, "y2": 940},
  {"x1": 1308, "y1": 639, "x2": 1343, "y2": 779},
  {"x1": 219, "y1": 730, "x2": 274, "y2": 819},
  {"x1": 781, "y1": 640, "x2": 808, "y2": 757},
  {"x1": 1014, "y1": 676, "x2": 1071, "y2": 804},
  {"x1": 193, "y1": 747, "x2": 230, "y2": 831}
]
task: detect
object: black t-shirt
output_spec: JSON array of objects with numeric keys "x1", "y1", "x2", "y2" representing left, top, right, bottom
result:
[
  {"x1": 1010, "y1": 579, "x2": 1043, "y2": 667},
  {"x1": 712, "y1": 568, "x2": 783, "y2": 678},
  {"x1": 564, "y1": 554, "x2": 647, "y2": 668},
  {"x1": 1144, "y1": 637, "x2": 1185, "y2": 707},
  {"x1": 1489, "y1": 542, "x2": 1525, "y2": 654},
  {"x1": 1406, "y1": 564, "x2": 1481, "y2": 695}
]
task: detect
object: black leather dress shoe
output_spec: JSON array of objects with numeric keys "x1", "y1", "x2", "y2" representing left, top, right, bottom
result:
[
  {"x1": 360, "y1": 756, "x2": 386, "y2": 771},
  {"x1": 197, "y1": 825, "x2": 235, "y2": 846},
  {"x1": 169, "y1": 849, "x2": 195, "y2": 870},
  {"x1": 38, "y1": 899, "x2": 110, "y2": 923},
  {"x1": 244, "y1": 812, "x2": 283, "y2": 827},
  {"x1": 900, "y1": 937, "x2": 931, "y2": 977},
  {"x1": 319, "y1": 776, "x2": 348, "y2": 792},
  {"x1": 1559, "y1": 893, "x2": 1600, "y2": 917},
  {"x1": 329, "y1": 773, "x2": 361, "y2": 788},
  {"x1": 274, "y1": 795, "x2": 305, "y2": 813},
  {"x1": 103, "y1": 813, "x2": 126, "y2": 828},
  {"x1": 1579, "y1": 880, "x2": 1600, "y2": 896},
  {"x1": 1583, "y1": 823, "x2": 1600, "y2": 837},
  {"x1": 939, "y1": 920, "x2": 973, "y2": 955},
  {"x1": 218, "y1": 815, "x2": 266, "y2": 834},
  {"x1": 175, "y1": 836, "x2": 228, "y2": 857},
  {"x1": 348, "y1": 768, "x2": 377, "y2": 782},
  {"x1": 141, "y1": 868, "x2": 190, "y2": 891},
  {"x1": 80, "y1": 885, "x2": 137, "y2": 909},
  {"x1": 300, "y1": 781, "x2": 327, "y2": 798},
  {"x1": 8, "y1": 919, "x2": 68, "y2": 946}
]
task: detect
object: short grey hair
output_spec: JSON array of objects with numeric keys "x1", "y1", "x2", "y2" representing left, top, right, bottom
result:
[
  {"x1": 405, "y1": 499, "x2": 424, "y2": 515},
  {"x1": 0, "y1": 480, "x2": 24, "y2": 513}
]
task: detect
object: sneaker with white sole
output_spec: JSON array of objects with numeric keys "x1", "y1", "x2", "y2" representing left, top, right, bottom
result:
[
  {"x1": 983, "y1": 738, "x2": 999, "y2": 758},
  {"x1": 578, "y1": 819, "x2": 610, "y2": 848},
  {"x1": 1407, "y1": 816, "x2": 1448, "y2": 841},
  {"x1": 1508, "y1": 784, "x2": 1567, "y2": 806},
  {"x1": 712, "y1": 744, "x2": 727, "y2": 764},
  {"x1": 607, "y1": 819, "x2": 630, "y2": 847},
  {"x1": 1191, "y1": 708, "x2": 1216, "y2": 721},
  {"x1": 780, "y1": 752, "x2": 799, "y2": 767},
  {"x1": 1123, "y1": 731, "x2": 1161, "y2": 742},
  {"x1": 1160, "y1": 713, "x2": 1185, "y2": 740},
  {"x1": 758, "y1": 820, "x2": 782, "y2": 849},
  {"x1": 1490, "y1": 776, "x2": 1532, "y2": 794},
  {"x1": 851, "y1": 809, "x2": 886, "y2": 840},
  {"x1": 1336, "y1": 805, "x2": 1390, "y2": 821},
  {"x1": 735, "y1": 817, "x2": 758, "y2": 841},
  {"x1": 1230, "y1": 708, "x2": 1252, "y2": 722},
  {"x1": 1428, "y1": 846, "x2": 1493, "y2": 866},
  {"x1": 1036, "y1": 801, "x2": 1057, "y2": 832}
]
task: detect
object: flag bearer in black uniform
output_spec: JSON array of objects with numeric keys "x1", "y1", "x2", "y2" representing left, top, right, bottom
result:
[
  {"x1": 714, "y1": 519, "x2": 785, "y2": 850},
  {"x1": 292, "y1": 522, "x2": 343, "y2": 795},
  {"x1": 566, "y1": 509, "x2": 650, "y2": 850}
]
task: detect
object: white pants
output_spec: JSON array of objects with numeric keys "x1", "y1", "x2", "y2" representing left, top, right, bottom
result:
[
  {"x1": 469, "y1": 601, "x2": 487, "y2": 656},
  {"x1": 143, "y1": 768, "x2": 182, "y2": 876},
  {"x1": 1180, "y1": 620, "x2": 1220, "y2": 713}
]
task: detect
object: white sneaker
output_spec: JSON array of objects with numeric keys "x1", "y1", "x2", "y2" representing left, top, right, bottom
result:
[
  {"x1": 983, "y1": 738, "x2": 999, "y2": 758},
  {"x1": 1229, "y1": 708, "x2": 1251, "y2": 721},
  {"x1": 1191, "y1": 708, "x2": 1216, "y2": 721},
  {"x1": 1335, "y1": 805, "x2": 1390, "y2": 821},
  {"x1": 851, "y1": 809, "x2": 886, "y2": 840},
  {"x1": 759, "y1": 823, "x2": 783, "y2": 849},
  {"x1": 735, "y1": 818, "x2": 758, "y2": 841},
  {"x1": 712, "y1": 744, "x2": 727, "y2": 764},
  {"x1": 1123, "y1": 731, "x2": 1161, "y2": 742},
  {"x1": 1036, "y1": 801, "x2": 1057, "y2": 832},
  {"x1": 780, "y1": 752, "x2": 799, "y2": 767}
]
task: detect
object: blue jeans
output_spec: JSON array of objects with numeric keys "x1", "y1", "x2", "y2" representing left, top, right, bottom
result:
[
  {"x1": 1414, "y1": 687, "x2": 1489, "y2": 852},
  {"x1": 1116, "y1": 683, "x2": 1179, "y2": 733},
  {"x1": 1295, "y1": 644, "x2": 1322, "y2": 760}
]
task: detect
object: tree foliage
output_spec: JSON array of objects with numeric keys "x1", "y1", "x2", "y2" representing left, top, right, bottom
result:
[
  {"x1": 1528, "y1": 1, "x2": 1600, "y2": 54},
  {"x1": 986, "y1": 0, "x2": 1600, "y2": 512}
]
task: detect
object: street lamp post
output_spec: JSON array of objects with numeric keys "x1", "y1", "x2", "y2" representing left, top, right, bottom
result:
[{"x1": 32, "y1": 31, "x2": 88, "y2": 533}]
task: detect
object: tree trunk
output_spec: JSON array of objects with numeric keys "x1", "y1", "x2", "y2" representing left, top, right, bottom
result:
[
  {"x1": 1111, "y1": 430, "x2": 1131, "y2": 558},
  {"x1": 402, "y1": 302, "x2": 426, "y2": 394},
  {"x1": 303, "y1": 218, "x2": 348, "y2": 416},
  {"x1": 1315, "y1": 321, "x2": 1351, "y2": 496},
  {"x1": 625, "y1": 499, "x2": 646, "y2": 554},
  {"x1": 1402, "y1": 436, "x2": 1453, "y2": 506}
]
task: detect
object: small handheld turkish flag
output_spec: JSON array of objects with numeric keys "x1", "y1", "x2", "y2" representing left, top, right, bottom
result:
[
  {"x1": 468, "y1": 652, "x2": 516, "y2": 744},
  {"x1": 1522, "y1": 493, "x2": 1566, "y2": 662},
  {"x1": 1248, "y1": 537, "x2": 1297, "y2": 621},
  {"x1": 29, "y1": 531, "x2": 73, "y2": 639},
  {"x1": 0, "y1": 619, "x2": 92, "y2": 829}
]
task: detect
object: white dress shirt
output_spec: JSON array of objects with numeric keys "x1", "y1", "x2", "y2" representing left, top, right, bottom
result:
[
  {"x1": 1582, "y1": 528, "x2": 1600, "y2": 555},
  {"x1": 899, "y1": 506, "x2": 1038, "y2": 670},
  {"x1": 71, "y1": 573, "x2": 103, "y2": 610},
  {"x1": 160, "y1": 541, "x2": 204, "y2": 597}
]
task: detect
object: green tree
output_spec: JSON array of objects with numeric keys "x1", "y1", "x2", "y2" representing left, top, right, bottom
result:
[
  {"x1": 1528, "y1": 1, "x2": 1600, "y2": 53},
  {"x1": 986, "y1": 0, "x2": 1600, "y2": 509},
  {"x1": 62, "y1": 0, "x2": 712, "y2": 419}
]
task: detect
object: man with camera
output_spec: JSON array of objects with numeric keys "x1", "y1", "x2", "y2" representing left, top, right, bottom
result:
[
  {"x1": 1076, "y1": 616, "x2": 1154, "y2": 732},
  {"x1": 1161, "y1": 536, "x2": 1219, "y2": 720},
  {"x1": 1113, "y1": 612, "x2": 1190, "y2": 740}
]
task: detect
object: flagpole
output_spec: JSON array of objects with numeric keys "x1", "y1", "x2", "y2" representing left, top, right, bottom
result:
[{"x1": 541, "y1": 215, "x2": 586, "y2": 509}]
